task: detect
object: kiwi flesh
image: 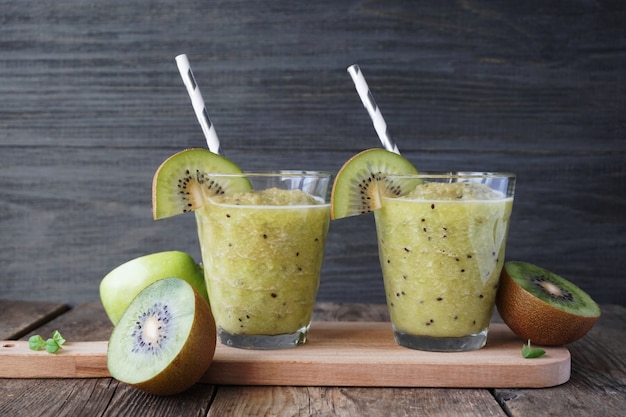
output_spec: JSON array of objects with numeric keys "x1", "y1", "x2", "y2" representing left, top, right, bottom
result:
[
  {"x1": 330, "y1": 148, "x2": 419, "y2": 219},
  {"x1": 496, "y1": 261, "x2": 600, "y2": 346},
  {"x1": 107, "y1": 277, "x2": 216, "y2": 396},
  {"x1": 152, "y1": 148, "x2": 252, "y2": 220}
]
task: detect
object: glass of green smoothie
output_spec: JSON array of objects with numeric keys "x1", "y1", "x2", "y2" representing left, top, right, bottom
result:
[
  {"x1": 194, "y1": 171, "x2": 331, "y2": 349},
  {"x1": 374, "y1": 172, "x2": 515, "y2": 352}
]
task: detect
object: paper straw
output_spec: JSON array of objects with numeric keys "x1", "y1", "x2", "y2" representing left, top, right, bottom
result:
[
  {"x1": 175, "y1": 54, "x2": 223, "y2": 155},
  {"x1": 347, "y1": 65, "x2": 400, "y2": 154}
]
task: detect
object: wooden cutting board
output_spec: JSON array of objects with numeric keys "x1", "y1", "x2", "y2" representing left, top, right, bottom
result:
[{"x1": 0, "y1": 322, "x2": 570, "y2": 388}]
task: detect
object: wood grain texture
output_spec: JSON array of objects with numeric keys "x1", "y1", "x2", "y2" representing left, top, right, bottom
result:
[
  {"x1": 0, "y1": 378, "x2": 215, "y2": 417},
  {"x1": 0, "y1": 300, "x2": 69, "y2": 339},
  {"x1": 0, "y1": 301, "x2": 624, "y2": 416},
  {"x1": 494, "y1": 304, "x2": 626, "y2": 417},
  {"x1": 208, "y1": 386, "x2": 507, "y2": 417},
  {"x1": 1, "y1": 0, "x2": 624, "y2": 307},
  {"x1": 0, "y1": 322, "x2": 571, "y2": 388},
  {"x1": 203, "y1": 322, "x2": 570, "y2": 388}
]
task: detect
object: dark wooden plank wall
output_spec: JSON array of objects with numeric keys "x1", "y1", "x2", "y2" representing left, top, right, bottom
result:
[{"x1": 1, "y1": 0, "x2": 624, "y2": 306}]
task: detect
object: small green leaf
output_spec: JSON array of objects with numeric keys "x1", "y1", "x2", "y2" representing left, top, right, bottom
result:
[
  {"x1": 52, "y1": 330, "x2": 66, "y2": 347},
  {"x1": 28, "y1": 331, "x2": 67, "y2": 354},
  {"x1": 521, "y1": 339, "x2": 546, "y2": 358},
  {"x1": 28, "y1": 335, "x2": 46, "y2": 351},
  {"x1": 45, "y1": 338, "x2": 61, "y2": 353}
]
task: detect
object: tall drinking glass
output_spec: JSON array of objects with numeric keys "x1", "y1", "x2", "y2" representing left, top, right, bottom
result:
[
  {"x1": 374, "y1": 172, "x2": 515, "y2": 351},
  {"x1": 195, "y1": 171, "x2": 331, "y2": 349}
]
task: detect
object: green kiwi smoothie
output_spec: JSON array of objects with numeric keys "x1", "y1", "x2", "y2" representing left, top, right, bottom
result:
[
  {"x1": 195, "y1": 183, "x2": 330, "y2": 349},
  {"x1": 374, "y1": 175, "x2": 514, "y2": 351}
]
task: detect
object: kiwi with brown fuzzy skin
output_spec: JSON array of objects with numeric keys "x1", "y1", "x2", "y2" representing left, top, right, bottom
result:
[
  {"x1": 152, "y1": 148, "x2": 251, "y2": 220},
  {"x1": 107, "y1": 277, "x2": 216, "y2": 396},
  {"x1": 330, "y1": 148, "x2": 419, "y2": 219},
  {"x1": 496, "y1": 261, "x2": 600, "y2": 346}
]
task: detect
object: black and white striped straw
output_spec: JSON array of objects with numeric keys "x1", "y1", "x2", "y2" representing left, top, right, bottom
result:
[
  {"x1": 175, "y1": 54, "x2": 223, "y2": 155},
  {"x1": 347, "y1": 64, "x2": 400, "y2": 154}
]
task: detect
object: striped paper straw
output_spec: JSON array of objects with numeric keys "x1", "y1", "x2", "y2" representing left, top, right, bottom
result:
[
  {"x1": 175, "y1": 54, "x2": 223, "y2": 155},
  {"x1": 347, "y1": 65, "x2": 400, "y2": 154}
]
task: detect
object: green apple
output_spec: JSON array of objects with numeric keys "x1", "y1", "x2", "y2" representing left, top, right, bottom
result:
[{"x1": 99, "y1": 251, "x2": 208, "y2": 325}]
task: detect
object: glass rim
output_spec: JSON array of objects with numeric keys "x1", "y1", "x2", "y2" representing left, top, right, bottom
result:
[
  {"x1": 385, "y1": 171, "x2": 516, "y2": 179},
  {"x1": 207, "y1": 170, "x2": 332, "y2": 178}
]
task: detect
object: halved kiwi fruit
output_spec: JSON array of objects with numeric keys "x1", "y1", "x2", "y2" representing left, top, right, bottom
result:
[
  {"x1": 496, "y1": 261, "x2": 601, "y2": 346},
  {"x1": 152, "y1": 148, "x2": 252, "y2": 220},
  {"x1": 330, "y1": 148, "x2": 419, "y2": 219},
  {"x1": 107, "y1": 277, "x2": 216, "y2": 396}
]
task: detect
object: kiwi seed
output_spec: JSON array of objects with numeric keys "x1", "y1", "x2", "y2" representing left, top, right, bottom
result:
[
  {"x1": 107, "y1": 278, "x2": 216, "y2": 396},
  {"x1": 152, "y1": 148, "x2": 251, "y2": 220},
  {"x1": 330, "y1": 148, "x2": 419, "y2": 219}
]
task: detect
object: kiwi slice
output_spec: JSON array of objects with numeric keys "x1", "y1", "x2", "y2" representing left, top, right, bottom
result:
[
  {"x1": 330, "y1": 148, "x2": 419, "y2": 219},
  {"x1": 107, "y1": 277, "x2": 217, "y2": 396},
  {"x1": 496, "y1": 261, "x2": 601, "y2": 346},
  {"x1": 152, "y1": 148, "x2": 252, "y2": 220}
]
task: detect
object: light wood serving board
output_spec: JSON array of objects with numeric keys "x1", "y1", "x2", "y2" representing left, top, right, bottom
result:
[{"x1": 0, "y1": 322, "x2": 570, "y2": 388}]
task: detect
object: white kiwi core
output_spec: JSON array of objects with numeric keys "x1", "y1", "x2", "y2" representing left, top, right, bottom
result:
[
  {"x1": 143, "y1": 316, "x2": 161, "y2": 346},
  {"x1": 541, "y1": 281, "x2": 563, "y2": 297}
]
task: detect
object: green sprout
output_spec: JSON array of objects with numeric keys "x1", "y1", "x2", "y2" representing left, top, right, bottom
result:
[
  {"x1": 28, "y1": 330, "x2": 67, "y2": 354},
  {"x1": 521, "y1": 339, "x2": 546, "y2": 359}
]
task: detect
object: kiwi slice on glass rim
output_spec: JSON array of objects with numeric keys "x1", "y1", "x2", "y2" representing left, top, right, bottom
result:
[
  {"x1": 106, "y1": 277, "x2": 216, "y2": 396},
  {"x1": 152, "y1": 148, "x2": 252, "y2": 220},
  {"x1": 496, "y1": 261, "x2": 601, "y2": 346},
  {"x1": 330, "y1": 148, "x2": 419, "y2": 219}
]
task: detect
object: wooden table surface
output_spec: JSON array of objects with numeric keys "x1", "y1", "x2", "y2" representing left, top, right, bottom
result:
[{"x1": 0, "y1": 300, "x2": 623, "y2": 416}]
